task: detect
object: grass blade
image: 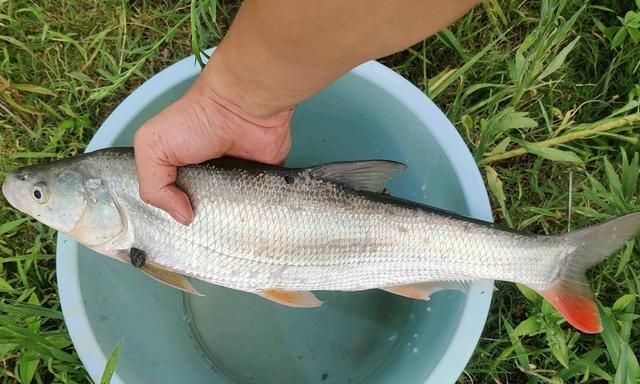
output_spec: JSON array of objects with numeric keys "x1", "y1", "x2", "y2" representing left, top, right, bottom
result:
[
  {"x1": 429, "y1": 35, "x2": 501, "y2": 98},
  {"x1": 0, "y1": 218, "x2": 29, "y2": 236},
  {"x1": 100, "y1": 338, "x2": 124, "y2": 384},
  {"x1": 538, "y1": 37, "x2": 580, "y2": 80},
  {"x1": 511, "y1": 137, "x2": 582, "y2": 163},
  {"x1": 484, "y1": 166, "x2": 512, "y2": 227}
]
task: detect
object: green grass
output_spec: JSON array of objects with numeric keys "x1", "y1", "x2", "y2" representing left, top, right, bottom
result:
[{"x1": 1, "y1": 0, "x2": 639, "y2": 382}]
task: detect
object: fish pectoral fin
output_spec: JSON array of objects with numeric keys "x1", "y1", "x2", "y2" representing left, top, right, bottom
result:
[
  {"x1": 308, "y1": 160, "x2": 406, "y2": 193},
  {"x1": 382, "y1": 281, "x2": 468, "y2": 301},
  {"x1": 141, "y1": 261, "x2": 204, "y2": 296},
  {"x1": 259, "y1": 289, "x2": 322, "y2": 308}
]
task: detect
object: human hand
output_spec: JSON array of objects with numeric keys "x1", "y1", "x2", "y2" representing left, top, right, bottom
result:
[{"x1": 133, "y1": 78, "x2": 293, "y2": 225}]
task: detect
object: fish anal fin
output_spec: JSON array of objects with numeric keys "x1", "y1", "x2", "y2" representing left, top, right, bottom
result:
[
  {"x1": 141, "y1": 261, "x2": 204, "y2": 296},
  {"x1": 260, "y1": 289, "x2": 322, "y2": 308},
  {"x1": 382, "y1": 281, "x2": 468, "y2": 301},
  {"x1": 308, "y1": 160, "x2": 406, "y2": 193},
  {"x1": 539, "y1": 282, "x2": 601, "y2": 334}
]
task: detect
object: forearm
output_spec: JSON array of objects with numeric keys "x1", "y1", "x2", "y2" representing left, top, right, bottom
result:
[{"x1": 198, "y1": 0, "x2": 482, "y2": 119}]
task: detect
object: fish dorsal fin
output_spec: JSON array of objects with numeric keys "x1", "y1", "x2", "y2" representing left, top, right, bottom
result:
[
  {"x1": 308, "y1": 160, "x2": 406, "y2": 193},
  {"x1": 140, "y1": 260, "x2": 204, "y2": 296}
]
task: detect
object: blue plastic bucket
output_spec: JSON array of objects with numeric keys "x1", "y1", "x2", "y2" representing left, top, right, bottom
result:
[{"x1": 57, "y1": 48, "x2": 493, "y2": 383}]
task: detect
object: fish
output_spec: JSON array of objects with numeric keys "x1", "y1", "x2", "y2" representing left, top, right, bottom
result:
[{"x1": 2, "y1": 147, "x2": 640, "y2": 334}]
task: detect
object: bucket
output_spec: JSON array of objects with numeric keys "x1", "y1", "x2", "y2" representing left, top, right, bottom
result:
[{"x1": 57, "y1": 48, "x2": 494, "y2": 384}]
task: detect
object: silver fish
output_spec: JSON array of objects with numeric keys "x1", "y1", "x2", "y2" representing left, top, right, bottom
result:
[{"x1": 3, "y1": 147, "x2": 640, "y2": 333}]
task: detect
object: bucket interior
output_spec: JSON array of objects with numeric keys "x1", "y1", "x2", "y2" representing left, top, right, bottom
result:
[{"x1": 61, "y1": 65, "x2": 490, "y2": 384}]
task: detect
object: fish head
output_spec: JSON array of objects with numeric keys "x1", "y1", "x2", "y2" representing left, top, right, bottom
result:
[{"x1": 2, "y1": 161, "x2": 126, "y2": 247}]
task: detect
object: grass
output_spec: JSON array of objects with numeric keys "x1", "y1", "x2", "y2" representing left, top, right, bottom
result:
[{"x1": 0, "y1": 0, "x2": 639, "y2": 382}]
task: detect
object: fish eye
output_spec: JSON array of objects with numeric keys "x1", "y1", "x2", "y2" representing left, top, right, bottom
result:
[{"x1": 31, "y1": 182, "x2": 49, "y2": 204}]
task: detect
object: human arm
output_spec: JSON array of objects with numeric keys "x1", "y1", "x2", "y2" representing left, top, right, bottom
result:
[{"x1": 133, "y1": 0, "x2": 482, "y2": 224}]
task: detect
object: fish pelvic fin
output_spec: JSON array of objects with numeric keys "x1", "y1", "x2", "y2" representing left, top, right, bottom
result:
[
  {"x1": 141, "y1": 261, "x2": 204, "y2": 296},
  {"x1": 537, "y1": 211, "x2": 640, "y2": 333},
  {"x1": 259, "y1": 289, "x2": 322, "y2": 308}
]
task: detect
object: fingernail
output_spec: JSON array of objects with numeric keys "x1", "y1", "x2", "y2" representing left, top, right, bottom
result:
[{"x1": 170, "y1": 209, "x2": 191, "y2": 226}]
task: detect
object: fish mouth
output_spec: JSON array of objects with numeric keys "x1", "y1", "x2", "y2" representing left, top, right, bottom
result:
[
  {"x1": 1, "y1": 173, "x2": 18, "y2": 208},
  {"x1": 2, "y1": 173, "x2": 15, "y2": 205}
]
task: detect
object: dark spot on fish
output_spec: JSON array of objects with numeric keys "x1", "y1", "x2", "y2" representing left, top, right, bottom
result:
[
  {"x1": 321, "y1": 373, "x2": 328, "y2": 381},
  {"x1": 283, "y1": 175, "x2": 295, "y2": 184},
  {"x1": 129, "y1": 247, "x2": 146, "y2": 268}
]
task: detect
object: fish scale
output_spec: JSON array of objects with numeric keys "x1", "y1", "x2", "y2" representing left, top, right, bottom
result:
[{"x1": 4, "y1": 147, "x2": 640, "y2": 333}]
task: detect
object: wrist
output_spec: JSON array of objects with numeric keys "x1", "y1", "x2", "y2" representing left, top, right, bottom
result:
[{"x1": 193, "y1": 47, "x2": 295, "y2": 124}]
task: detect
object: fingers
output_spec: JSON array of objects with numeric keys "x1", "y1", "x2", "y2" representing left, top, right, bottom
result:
[
  {"x1": 133, "y1": 113, "x2": 195, "y2": 225},
  {"x1": 134, "y1": 140, "x2": 193, "y2": 225},
  {"x1": 133, "y1": 98, "x2": 228, "y2": 225}
]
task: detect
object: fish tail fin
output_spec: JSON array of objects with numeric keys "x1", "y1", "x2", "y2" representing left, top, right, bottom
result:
[{"x1": 536, "y1": 212, "x2": 640, "y2": 333}]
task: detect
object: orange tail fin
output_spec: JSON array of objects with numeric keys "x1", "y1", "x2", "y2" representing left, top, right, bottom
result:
[
  {"x1": 540, "y1": 282, "x2": 601, "y2": 333},
  {"x1": 537, "y1": 212, "x2": 640, "y2": 333}
]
